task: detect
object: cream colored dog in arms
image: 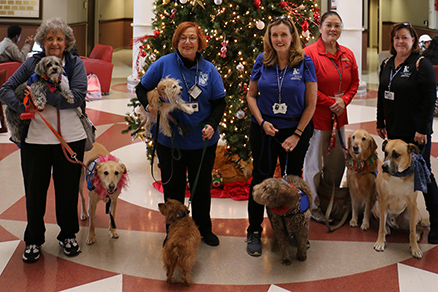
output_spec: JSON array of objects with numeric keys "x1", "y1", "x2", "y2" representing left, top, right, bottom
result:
[
  {"x1": 137, "y1": 76, "x2": 195, "y2": 137},
  {"x1": 79, "y1": 143, "x2": 129, "y2": 245}
]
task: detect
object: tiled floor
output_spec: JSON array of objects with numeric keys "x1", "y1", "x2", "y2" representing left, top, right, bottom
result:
[{"x1": 1, "y1": 48, "x2": 438, "y2": 291}]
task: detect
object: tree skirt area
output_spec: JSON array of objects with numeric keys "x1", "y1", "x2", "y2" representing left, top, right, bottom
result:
[{"x1": 152, "y1": 178, "x2": 252, "y2": 201}]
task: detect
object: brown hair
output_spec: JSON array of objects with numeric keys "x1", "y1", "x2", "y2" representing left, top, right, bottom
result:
[
  {"x1": 171, "y1": 21, "x2": 207, "y2": 51},
  {"x1": 263, "y1": 16, "x2": 304, "y2": 67},
  {"x1": 389, "y1": 22, "x2": 420, "y2": 55}
]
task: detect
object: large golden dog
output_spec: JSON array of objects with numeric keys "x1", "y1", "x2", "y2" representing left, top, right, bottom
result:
[
  {"x1": 373, "y1": 139, "x2": 424, "y2": 258},
  {"x1": 79, "y1": 143, "x2": 128, "y2": 245},
  {"x1": 346, "y1": 129, "x2": 378, "y2": 230}
]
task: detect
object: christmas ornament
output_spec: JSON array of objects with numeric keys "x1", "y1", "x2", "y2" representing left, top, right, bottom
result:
[
  {"x1": 302, "y1": 30, "x2": 310, "y2": 38},
  {"x1": 256, "y1": 20, "x2": 265, "y2": 30},
  {"x1": 211, "y1": 169, "x2": 223, "y2": 189},
  {"x1": 170, "y1": 8, "x2": 176, "y2": 19},
  {"x1": 163, "y1": 0, "x2": 171, "y2": 4},
  {"x1": 299, "y1": 4, "x2": 305, "y2": 10},
  {"x1": 301, "y1": 20, "x2": 309, "y2": 33},
  {"x1": 236, "y1": 63, "x2": 244, "y2": 71},
  {"x1": 220, "y1": 41, "x2": 228, "y2": 58},
  {"x1": 236, "y1": 110, "x2": 245, "y2": 119},
  {"x1": 140, "y1": 51, "x2": 146, "y2": 57},
  {"x1": 279, "y1": 1, "x2": 287, "y2": 8},
  {"x1": 180, "y1": 0, "x2": 188, "y2": 4},
  {"x1": 214, "y1": 0, "x2": 222, "y2": 5},
  {"x1": 149, "y1": 54, "x2": 156, "y2": 62},
  {"x1": 243, "y1": 83, "x2": 248, "y2": 92},
  {"x1": 254, "y1": 0, "x2": 261, "y2": 9},
  {"x1": 205, "y1": 34, "x2": 211, "y2": 41},
  {"x1": 153, "y1": 30, "x2": 160, "y2": 38}
]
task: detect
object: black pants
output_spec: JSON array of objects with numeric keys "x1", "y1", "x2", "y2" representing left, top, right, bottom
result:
[
  {"x1": 247, "y1": 121, "x2": 314, "y2": 234},
  {"x1": 156, "y1": 142, "x2": 217, "y2": 235},
  {"x1": 21, "y1": 140, "x2": 85, "y2": 246},
  {"x1": 388, "y1": 134, "x2": 438, "y2": 226}
]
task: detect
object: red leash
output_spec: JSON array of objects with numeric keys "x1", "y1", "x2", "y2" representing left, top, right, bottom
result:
[{"x1": 21, "y1": 92, "x2": 87, "y2": 169}]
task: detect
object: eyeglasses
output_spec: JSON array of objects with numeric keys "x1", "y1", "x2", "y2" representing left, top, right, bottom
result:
[
  {"x1": 179, "y1": 36, "x2": 198, "y2": 43},
  {"x1": 393, "y1": 22, "x2": 412, "y2": 27},
  {"x1": 270, "y1": 15, "x2": 292, "y2": 24}
]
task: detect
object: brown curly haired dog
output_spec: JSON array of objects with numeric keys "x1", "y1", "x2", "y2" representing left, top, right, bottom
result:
[
  {"x1": 158, "y1": 199, "x2": 201, "y2": 286},
  {"x1": 253, "y1": 175, "x2": 312, "y2": 265}
]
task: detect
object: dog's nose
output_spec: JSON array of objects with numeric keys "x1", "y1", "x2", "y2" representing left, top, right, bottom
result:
[
  {"x1": 353, "y1": 145, "x2": 359, "y2": 152},
  {"x1": 382, "y1": 163, "x2": 389, "y2": 172},
  {"x1": 109, "y1": 183, "x2": 115, "y2": 190}
]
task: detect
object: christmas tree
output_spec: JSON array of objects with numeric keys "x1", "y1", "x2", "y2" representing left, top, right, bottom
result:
[{"x1": 124, "y1": 0, "x2": 320, "y2": 162}]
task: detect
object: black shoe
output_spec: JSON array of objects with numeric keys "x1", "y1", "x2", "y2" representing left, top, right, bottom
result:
[
  {"x1": 59, "y1": 238, "x2": 81, "y2": 257},
  {"x1": 202, "y1": 232, "x2": 219, "y2": 246},
  {"x1": 246, "y1": 231, "x2": 262, "y2": 256},
  {"x1": 22, "y1": 244, "x2": 41, "y2": 263}
]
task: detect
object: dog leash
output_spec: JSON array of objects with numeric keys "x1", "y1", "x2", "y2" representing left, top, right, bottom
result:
[{"x1": 21, "y1": 92, "x2": 87, "y2": 169}]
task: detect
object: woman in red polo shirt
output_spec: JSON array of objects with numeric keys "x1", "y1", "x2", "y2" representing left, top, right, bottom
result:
[{"x1": 303, "y1": 11, "x2": 359, "y2": 223}]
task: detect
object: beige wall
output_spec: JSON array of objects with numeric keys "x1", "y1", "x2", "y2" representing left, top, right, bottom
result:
[{"x1": 381, "y1": 0, "x2": 429, "y2": 26}]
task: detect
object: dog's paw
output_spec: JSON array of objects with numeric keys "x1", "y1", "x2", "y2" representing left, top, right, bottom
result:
[
  {"x1": 411, "y1": 246, "x2": 423, "y2": 259},
  {"x1": 349, "y1": 219, "x2": 358, "y2": 227},
  {"x1": 282, "y1": 258, "x2": 292, "y2": 266},
  {"x1": 65, "y1": 95, "x2": 75, "y2": 104},
  {"x1": 360, "y1": 222, "x2": 370, "y2": 231},
  {"x1": 109, "y1": 230, "x2": 119, "y2": 239},
  {"x1": 184, "y1": 105, "x2": 195, "y2": 114},
  {"x1": 373, "y1": 241, "x2": 386, "y2": 252},
  {"x1": 80, "y1": 213, "x2": 88, "y2": 221},
  {"x1": 86, "y1": 235, "x2": 96, "y2": 245}
]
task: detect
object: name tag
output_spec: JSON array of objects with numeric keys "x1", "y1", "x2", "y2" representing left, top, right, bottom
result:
[
  {"x1": 186, "y1": 102, "x2": 199, "y2": 112},
  {"x1": 384, "y1": 91, "x2": 394, "y2": 101}
]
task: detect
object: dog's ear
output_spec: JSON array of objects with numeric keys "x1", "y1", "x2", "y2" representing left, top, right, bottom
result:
[
  {"x1": 369, "y1": 135, "x2": 378, "y2": 153},
  {"x1": 347, "y1": 134, "x2": 352, "y2": 150},
  {"x1": 407, "y1": 143, "x2": 420, "y2": 154},
  {"x1": 382, "y1": 139, "x2": 389, "y2": 152},
  {"x1": 119, "y1": 163, "x2": 127, "y2": 174},
  {"x1": 35, "y1": 59, "x2": 46, "y2": 76}
]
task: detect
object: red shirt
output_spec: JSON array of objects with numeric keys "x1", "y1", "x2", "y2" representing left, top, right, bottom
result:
[{"x1": 304, "y1": 38, "x2": 359, "y2": 130}]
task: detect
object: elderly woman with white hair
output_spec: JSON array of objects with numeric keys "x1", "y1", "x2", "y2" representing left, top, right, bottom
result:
[{"x1": 0, "y1": 17, "x2": 87, "y2": 263}]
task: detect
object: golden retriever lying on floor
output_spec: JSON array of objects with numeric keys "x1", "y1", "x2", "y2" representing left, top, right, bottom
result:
[
  {"x1": 79, "y1": 142, "x2": 128, "y2": 245},
  {"x1": 373, "y1": 139, "x2": 425, "y2": 259},
  {"x1": 159, "y1": 199, "x2": 201, "y2": 286},
  {"x1": 346, "y1": 129, "x2": 379, "y2": 230}
]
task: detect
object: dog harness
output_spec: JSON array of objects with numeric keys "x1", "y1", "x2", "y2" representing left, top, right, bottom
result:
[
  {"x1": 384, "y1": 152, "x2": 431, "y2": 193},
  {"x1": 345, "y1": 150, "x2": 378, "y2": 175},
  {"x1": 270, "y1": 180, "x2": 310, "y2": 216},
  {"x1": 86, "y1": 158, "x2": 99, "y2": 191}
]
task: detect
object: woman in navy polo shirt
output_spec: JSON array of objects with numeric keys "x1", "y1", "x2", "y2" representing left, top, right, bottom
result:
[
  {"x1": 136, "y1": 22, "x2": 226, "y2": 246},
  {"x1": 245, "y1": 16, "x2": 317, "y2": 256}
]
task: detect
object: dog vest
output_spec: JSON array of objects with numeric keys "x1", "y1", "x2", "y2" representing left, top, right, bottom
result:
[
  {"x1": 270, "y1": 180, "x2": 310, "y2": 215},
  {"x1": 86, "y1": 158, "x2": 99, "y2": 191}
]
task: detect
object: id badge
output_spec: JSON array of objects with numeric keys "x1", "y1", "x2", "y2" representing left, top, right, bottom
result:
[
  {"x1": 186, "y1": 102, "x2": 199, "y2": 112},
  {"x1": 384, "y1": 90, "x2": 394, "y2": 101},
  {"x1": 272, "y1": 102, "x2": 287, "y2": 114},
  {"x1": 188, "y1": 84, "x2": 202, "y2": 99}
]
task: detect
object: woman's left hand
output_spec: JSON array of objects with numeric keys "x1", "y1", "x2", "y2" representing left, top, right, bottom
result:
[
  {"x1": 414, "y1": 132, "x2": 427, "y2": 145},
  {"x1": 282, "y1": 135, "x2": 299, "y2": 152},
  {"x1": 202, "y1": 124, "x2": 215, "y2": 140},
  {"x1": 329, "y1": 97, "x2": 346, "y2": 116}
]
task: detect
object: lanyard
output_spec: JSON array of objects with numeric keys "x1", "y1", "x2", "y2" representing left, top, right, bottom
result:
[
  {"x1": 276, "y1": 64, "x2": 288, "y2": 103},
  {"x1": 330, "y1": 58, "x2": 343, "y2": 93},
  {"x1": 388, "y1": 66, "x2": 403, "y2": 91},
  {"x1": 176, "y1": 54, "x2": 198, "y2": 103}
]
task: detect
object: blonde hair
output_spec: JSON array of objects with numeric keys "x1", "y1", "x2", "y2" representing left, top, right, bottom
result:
[{"x1": 263, "y1": 16, "x2": 304, "y2": 67}]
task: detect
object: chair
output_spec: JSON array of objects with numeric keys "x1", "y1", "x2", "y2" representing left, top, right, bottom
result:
[
  {"x1": 0, "y1": 69, "x2": 8, "y2": 133},
  {"x1": 81, "y1": 44, "x2": 114, "y2": 94},
  {"x1": 0, "y1": 61, "x2": 22, "y2": 81}
]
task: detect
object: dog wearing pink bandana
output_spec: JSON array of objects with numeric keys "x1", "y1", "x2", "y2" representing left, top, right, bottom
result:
[
  {"x1": 252, "y1": 175, "x2": 313, "y2": 265},
  {"x1": 79, "y1": 142, "x2": 129, "y2": 245}
]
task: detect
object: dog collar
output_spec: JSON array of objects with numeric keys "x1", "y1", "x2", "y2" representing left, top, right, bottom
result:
[
  {"x1": 38, "y1": 72, "x2": 62, "y2": 84},
  {"x1": 345, "y1": 151, "x2": 378, "y2": 174},
  {"x1": 159, "y1": 96, "x2": 170, "y2": 103},
  {"x1": 177, "y1": 209, "x2": 190, "y2": 219},
  {"x1": 270, "y1": 180, "x2": 309, "y2": 215},
  {"x1": 86, "y1": 158, "x2": 99, "y2": 191}
]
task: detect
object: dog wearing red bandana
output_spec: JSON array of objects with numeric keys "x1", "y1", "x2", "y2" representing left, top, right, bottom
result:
[
  {"x1": 79, "y1": 142, "x2": 129, "y2": 245},
  {"x1": 252, "y1": 175, "x2": 313, "y2": 265}
]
